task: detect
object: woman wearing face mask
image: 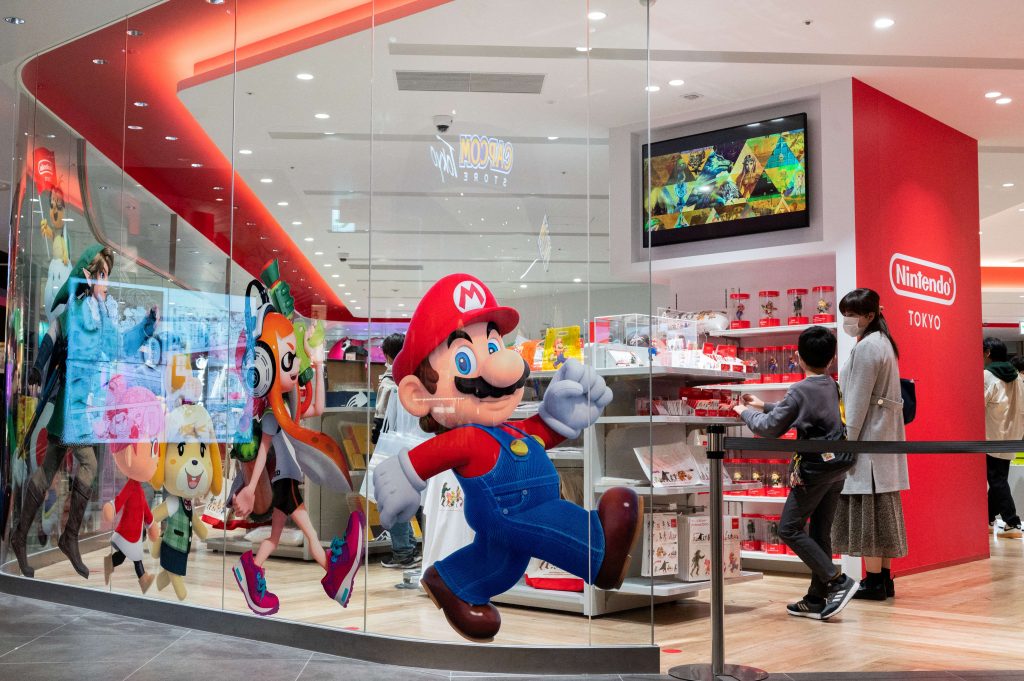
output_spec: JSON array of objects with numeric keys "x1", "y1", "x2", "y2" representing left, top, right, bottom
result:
[{"x1": 832, "y1": 288, "x2": 908, "y2": 601}]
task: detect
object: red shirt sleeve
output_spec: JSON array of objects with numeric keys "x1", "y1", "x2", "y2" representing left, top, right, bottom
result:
[
  {"x1": 142, "y1": 488, "x2": 153, "y2": 526},
  {"x1": 114, "y1": 484, "x2": 130, "y2": 513},
  {"x1": 406, "y1": 415, "x2": 567, "y2": 480}
]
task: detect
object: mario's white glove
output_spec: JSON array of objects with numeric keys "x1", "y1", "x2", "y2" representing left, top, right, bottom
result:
[
  {"x1": 539, "y1": 359, "x2": 613, "y2": 439},
  {"x1": 373, "y1": 453, "x2": 426, "y2": 529}
]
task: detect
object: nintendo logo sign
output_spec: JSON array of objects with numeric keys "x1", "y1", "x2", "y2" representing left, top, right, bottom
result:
[{"x1": 889, "y1": 253, "x2": 957, "y2": 306}]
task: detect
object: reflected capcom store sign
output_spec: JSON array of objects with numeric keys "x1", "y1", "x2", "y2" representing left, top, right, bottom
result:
[{"x1": 430, "y1": 133, "x2": 515, "y2": 187}]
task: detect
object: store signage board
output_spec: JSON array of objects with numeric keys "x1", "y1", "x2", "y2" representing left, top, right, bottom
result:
[
  {"x1": 430, "y1": 133, "x2": 513, "y2": 188},
  {"x1": 889, "y1": 253, "x2": 956, "y2": 306}
]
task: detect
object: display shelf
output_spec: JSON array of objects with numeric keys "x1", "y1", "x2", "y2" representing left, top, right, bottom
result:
[
  {"x1": 547, "y1": 449, "x2": 585, "y2": 461},
  {"x1": 532, "y1": 366, "x2": 752, "y2": 382},
  {"x1": 741, "y1": 550, "x2": 839, "y2": 564},
  {"x1": 713, "y1": 322, "x2": 837, "y2": 339},
  {"x1": 617, "y1": 571, "x2": 762, "y2": 597},
  {"x1": 205, "y1": 536, "x2": 308, "y2": 560},
  {"x1": 723, "y1": 495, "x2": 787, "y2": 504},
  {"x1": 594, "y1": 481, "x2": 762, "y2": 496},
  {"x1": 597, "y1": 415, "x2": 741, "y2": 426},
  {"x1": 703, "y1": 382, "x2": 795, "y2": 392},
  {"x1": 496, "y1": 581, "x2": 586, "y2": 612}
]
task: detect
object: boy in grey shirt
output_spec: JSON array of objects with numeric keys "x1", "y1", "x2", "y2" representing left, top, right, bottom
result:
[{"x1": 734, "y1": 326, "x2": 858, "y2": 620}]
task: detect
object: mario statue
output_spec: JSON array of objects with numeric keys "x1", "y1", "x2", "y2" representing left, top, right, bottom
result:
[{"x1": 373, "y1": 274, "x2": 642, "y2": 642}]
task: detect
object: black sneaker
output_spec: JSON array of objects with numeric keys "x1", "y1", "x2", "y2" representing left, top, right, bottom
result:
[
  {"x1": 381, "y1": 554, "x2": 422, "y2": 569},
  {"x1": 821, "y1": 574, "x2": 858, "y2": 620},
  {"x1": 852, "y1": 576, "x2": 887, "y2": 601},
  {"x1": 786, "y1": 598, "x2": 825, "y2": 620}
]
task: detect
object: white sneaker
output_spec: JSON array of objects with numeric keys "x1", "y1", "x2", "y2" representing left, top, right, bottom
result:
[{"x1": 998, "y1": 523, "x2": 1023, "y2": 539}]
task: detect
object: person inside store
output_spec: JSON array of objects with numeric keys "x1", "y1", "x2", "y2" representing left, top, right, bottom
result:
[
  {"x1": 983, "y1": 337, "x2": 1024, "y2": 538},
  {"x1": 735, "y1": 326, "x2": 858, "y2": 620},
  {"x1": 832, "y1": 288, "x2": 908, "y2": 601},
  {"x1": 372, "y1": 332, "x2": 422, "y2": 569}
]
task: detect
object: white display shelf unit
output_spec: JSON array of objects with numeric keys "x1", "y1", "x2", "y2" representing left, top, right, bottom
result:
[
  {"x1": 491, "y1": 354, "x2": 763, "y2": 616},
  {"x1": 741, "y1": 550, "x2": 839, "y2": 566},
  {"x1": 724, "y1": 495, "x2": 787, "y2": 504},
  {"x1": 703, "y1": 382, "x2": 795, "y2": 392},
  {"x1": 713, "y1": 322, "x2": 837, "y2": 339},
  {"x1": 495, "y1": 571, "x2": 762, "y2": 613}
]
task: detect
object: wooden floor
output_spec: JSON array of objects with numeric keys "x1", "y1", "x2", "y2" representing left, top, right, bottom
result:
[{"x1": 21, "y1": 532, "x2": 1024, "y2": 675}]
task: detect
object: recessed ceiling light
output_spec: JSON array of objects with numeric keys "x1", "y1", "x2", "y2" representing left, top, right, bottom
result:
[
  {"x1": 873, "y1": 17, "x2": 895, "y2": 29},
  {"x1": 338, "y1": 283, "x2": 346, "y2": 287},
  {"x1": 996, "y1": 97, "x2": 1013, "y2": 105},
  {"x1": 4, "y1": 17, "x2": 26, "y2": 25},
  {"x1": 296, "y1": 73, "x2": 314, "y2": 81},
  {"x1": 276, "y1": 201, "x2": 289, "y2": 206},
  {"x1": 354, "y1": 307, "x2": 361, "y2": 311},
  {"x1": 304, "y1": 237, "x2": 314, "y2": 242},
  {"x1": 314, "y1": 251, "x2": 324, "y2": 255},
  {"x1": 645, "y1": 85, "x2": 660, "y2": 92},
  {"x1": 291, "y1": 221, "x2": 302, "y2": 226},
  {"x1": 165, "y1": 135, "x2": 178, "y2": 141},
  {"x1": 331, "y1": 274, "x2": 340, "y2": 278},
  {"x1": 520, "y1": 284, "x2": 528, "y2": 289},
  {"x1": 587, "y1": 10, "x2": 607, "y2": 20},
  {"x1": 351, "y1": 300, "x2": 357, "y2": 304},
  {"x1": 344, "y1": 291, "x2": 351, "y2": 296},
  {"x1": 92, "y1": 58, "x2": 107, "y2": 65},
  {"x1": 191, "y1": 162, "x2": 203, "y2": 168},
  {"x1": 985, "y1": 91, "x2": 1003, "y2": 99},
  {"x1": 547, "y1": 136, "x2": 559, "y2": 140},
  {"x1": 260, "y1": 178, "x2": 273, "y2": 183},
  {"x1": 215, "y1": 197, "x2": 223, "y2": 202},
  {"x1": 62, "y1": 218, "x2": 74, "y2": 223},
  {"x1": 1003, "y1": 183, "x2": 1015, "y2": 188},
  {"x1": 1018, "y1": 208, "x2": 1024, "y2": 212},
  {"x1": 398, "y1": 303, "x2": 405, "y2": 307},
  {"x1": 207, "y1": 0, "x2": 225, "y2": 4},
  {"x1": 575, "y1": 46, "x2": 591, "y2": 52},
  {"x1": 573, "y1": 277, "x2": 582, "y2": 283},
  {"x1": 402, "y1": 313, "x2": 409, "y2": 318},
  {"x1": 323, "y1": 131, "x2": 336, "y2": 136},
  {"x1": 127, "y1": 125, "x2": 143, "y2": 130},
  {"x1": 239, "y1": 149, "x2": 253, "y2": 155},
  {"x1": 314, "y1": 113, "x2": 330, "y2": 119},
  {"x1": 133, "y1": 101, "x2": 148, "y2": 107},
  {"x1": 126, "y1": 29, "x2": 143, "y2": 37},
  {"x1": 213, "y1": 186, "x2": 223, "y2": 190},
  {"x1": 668, "y1": 79, "x2": 685, "y2": 87}
]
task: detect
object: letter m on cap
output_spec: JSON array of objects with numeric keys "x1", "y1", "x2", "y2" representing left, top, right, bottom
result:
[{"x1": 453, "y1": 280, "x2": 486, "y2": 313}]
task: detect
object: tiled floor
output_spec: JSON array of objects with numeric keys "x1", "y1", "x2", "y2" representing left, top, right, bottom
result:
[{"x1": 0, "y1": 592, "x2": 1020, "y2": 681}]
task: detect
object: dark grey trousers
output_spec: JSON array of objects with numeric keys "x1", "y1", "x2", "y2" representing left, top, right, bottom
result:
[{"x1": 779, "y1": 477, "x2": 844, "y2": 599}]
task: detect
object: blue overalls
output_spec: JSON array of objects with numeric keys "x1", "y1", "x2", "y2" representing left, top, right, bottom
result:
[{"x1": 434, "y1": 423, "x2": 606, "y2": 606}]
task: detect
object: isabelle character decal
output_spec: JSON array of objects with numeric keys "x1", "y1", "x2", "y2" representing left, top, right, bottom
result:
[
  {"x1": 372, "y1": 273, "x2": 642, "y2": 643},
  {"x1": 231, "y1": 264, "x2": 365, "y2": 616},
  {"x1": 149, "y1": 405, "x2": 221, "y2": 600}
]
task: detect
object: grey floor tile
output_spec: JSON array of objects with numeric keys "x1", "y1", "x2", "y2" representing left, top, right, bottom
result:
[
  {"x1": 298, "y1": 659, "x2": 449, "y2": 681},
  {"x1": 0, "y1": 632, "x2": 178, "y2": 664},
  {"x1": 951, "y1": 673, "x2": 1024, "y2": 679},
  {"x1": 129, "y1": 656, "x2": 310, "y2": 681},
  {"x1": 153, "y1": 631, "x2": 311, "y2": 661},
  {"x1": 786, "y1": 674, "x2": 959, "y2": 680},
  {"x1": 0, "y1": 659, "x2": 142, "y2": 681},
  {"x1": 0, "y1": 610, "x2": 82, "y2": 636},
  {"x1": 0, "y1": 636, "x2": 37, "y2": 658},
  {"x1": 45, "y1": 611, "x2": 189, "y2": 638}
]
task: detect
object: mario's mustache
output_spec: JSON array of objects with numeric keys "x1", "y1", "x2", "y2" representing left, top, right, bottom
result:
[{"x1": 454, "y1": 362, "x2": 530, "y2": 399}]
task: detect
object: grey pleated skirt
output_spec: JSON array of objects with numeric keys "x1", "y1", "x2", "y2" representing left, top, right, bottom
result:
[{"x1": 831, "y1": 491, "x2": 908, "y2": 558}]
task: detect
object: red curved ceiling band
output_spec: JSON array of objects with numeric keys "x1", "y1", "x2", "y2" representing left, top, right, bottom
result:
[{"x1": 22, "y1": 0, "x2": 448, "y2": 321}]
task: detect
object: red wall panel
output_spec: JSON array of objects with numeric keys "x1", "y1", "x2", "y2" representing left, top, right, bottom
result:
[{"x1": 852, "y1": 79, "x2": 988, "y2": 575}]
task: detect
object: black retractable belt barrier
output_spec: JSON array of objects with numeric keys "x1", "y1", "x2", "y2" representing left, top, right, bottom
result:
[{"x1": 670, "y1": 434, "x2": 1011, "y2": 681}]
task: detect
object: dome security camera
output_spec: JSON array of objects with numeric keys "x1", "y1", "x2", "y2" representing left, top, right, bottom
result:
[{"x1": 433, "y1": 114, "x2": 453, "y2": 133}]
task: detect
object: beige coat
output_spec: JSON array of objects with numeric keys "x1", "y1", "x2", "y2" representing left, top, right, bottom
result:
[
  {"x1": 984, "y1": 370, "x2": 1024, "y2": 461},
  {"x1": 839, "y1": 331, "x2": 909, "y2": 495}
]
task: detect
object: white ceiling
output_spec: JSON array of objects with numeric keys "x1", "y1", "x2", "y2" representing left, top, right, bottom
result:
[{"x1": 3, "y1": 0, "x2": 1024, "y2": 325}]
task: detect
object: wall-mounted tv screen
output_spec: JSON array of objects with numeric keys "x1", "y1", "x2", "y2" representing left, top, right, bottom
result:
[{"x1": 642, "y1": 113, "x2": 808, "y2": 247}]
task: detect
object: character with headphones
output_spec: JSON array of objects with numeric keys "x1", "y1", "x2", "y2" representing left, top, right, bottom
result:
[{"x1": 231, "y1": 266, "x2": 365, "y2": 616}]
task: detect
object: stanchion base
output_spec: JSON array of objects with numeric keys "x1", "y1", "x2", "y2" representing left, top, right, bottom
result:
[{"x1": 668, "y1": 663, "x2": 768, "y2": 681}]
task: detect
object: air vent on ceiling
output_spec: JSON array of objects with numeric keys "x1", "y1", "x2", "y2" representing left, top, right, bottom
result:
[{"x1": 395, "y1": 70, "x2": 544, "y2": 94}]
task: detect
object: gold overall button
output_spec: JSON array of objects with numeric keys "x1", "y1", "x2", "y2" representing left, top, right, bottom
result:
[
  {"x1": 531, "y1": 435, "x2": 544, "y2": 446},
  {"x1": 510, "y1": 439, "x2": 530, "y2": 456}
]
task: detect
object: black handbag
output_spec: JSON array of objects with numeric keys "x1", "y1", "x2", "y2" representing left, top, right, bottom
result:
[{"x1": 900, "y1": 378, "x2": 917, "y2": 425}]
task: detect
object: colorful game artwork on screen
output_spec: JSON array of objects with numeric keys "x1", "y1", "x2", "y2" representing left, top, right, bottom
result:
[{"x1": 642, "y1": 114, "x2": 808, "y2": 247}]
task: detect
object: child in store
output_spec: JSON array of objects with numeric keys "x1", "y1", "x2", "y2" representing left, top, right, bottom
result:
[{"x1": 733, "y1": 326, "x2": 857, "y2": 620}]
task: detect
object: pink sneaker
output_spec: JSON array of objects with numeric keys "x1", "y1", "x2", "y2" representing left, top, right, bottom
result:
[
  {"x1": 321, "y1": 509, "x2": 366, "y2": 608},
  {"x1": 233, "y1": 550, "x2": 280, "y2": 616}
]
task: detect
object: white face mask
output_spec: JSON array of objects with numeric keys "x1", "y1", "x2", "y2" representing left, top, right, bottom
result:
[{"x1": 842, "y1": 315, "x2": 862, "y2": 337}]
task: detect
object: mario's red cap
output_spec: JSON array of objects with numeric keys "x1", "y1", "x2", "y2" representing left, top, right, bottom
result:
[{"x1": 393, "y1": 274, "x2": 519, "y2": 385}]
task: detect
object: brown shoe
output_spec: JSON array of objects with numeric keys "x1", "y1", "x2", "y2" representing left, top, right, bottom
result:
[
  {"x1": 420, "y1": 565, "x2": 500, "y2": 643},
  {"x1": 594, "y1": 487, "x2": 643, "y2": 590},
  {"x1": 103, "y1": 555, "x2": 114, "y2": 585},
  {"x1": 138, "y1": 573, "x2": 155, "y2": 594}
]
